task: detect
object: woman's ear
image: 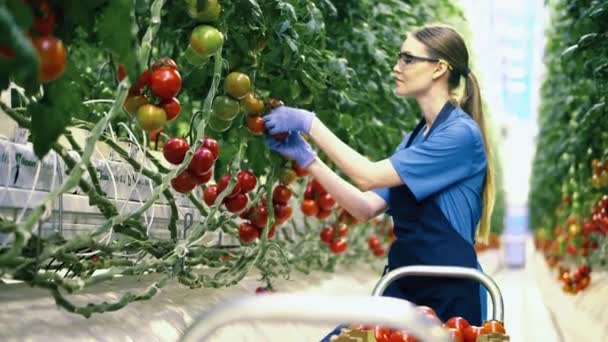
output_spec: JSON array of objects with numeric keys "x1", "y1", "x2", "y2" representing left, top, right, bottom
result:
[{"x1": 432, "y1": 62, "x2": 449, "y2": 80}]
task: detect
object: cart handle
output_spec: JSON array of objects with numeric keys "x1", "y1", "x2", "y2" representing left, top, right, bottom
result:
[
  {"x1": 180, "y1": 294, "x2": 451, "y2": 342},
  {"x1": 371, "y1": 266, "x2": 504, "y2": 322}
]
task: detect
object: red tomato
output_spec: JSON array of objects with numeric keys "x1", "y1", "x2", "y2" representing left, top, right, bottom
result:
[
  {"x1": 416, "y1": 306, "x2": 438, "y2": 318},
  {"x1": 33, "y1": 36, "x2": 67, "y2": 82},
  {"x1": 131, "y1": 70, "x2": 151, "y2": 94},
  {"x1": 272, "y1": 185, "x2": 292, "y2": 205},
  {"x1": 225, "y1": 193, "x2": 248, "y2": 213},
  {"x1": 200, "y1": 136, "x2": 219, "y2": 160},
  {"x1": 195, "y1": 169, "x2": 213, "y2": 185},
  {"x1": 163, "y1": 138, "x2": 190, "y2": 165},
  {"x1": 373, "y1": 247, "x2": 385, "y2": 257},
  {"x1": 216, "y1": 174, "x2": 241, "y2": 198},
  {"x1": 274, "y1": 203, "x2": 293, "y2": 224},
  {"x1": 237, "y1": 170, "x2": 257, "y2": 193},
  {"x1": 301, "y1": 199, "x2": 319, "y2": 216},
  {"x1": 152, "y1": 57, "x2": 178, "y2": 70},
  {"x1": 479, "y1": 320, "x2": 505, "y2": 335},
  {"x1": 463, "y1": 325, "x2": 482, "y2": 342},
  {"x1": 150, "y1": 66, "x2": 182, "y2": 100},
  {"x1": 292, "y1": 161, "x2": 310, "y2": 177},
  {"x1": 267, "y1": 224, "x2": 277, "y2": 239},
  {"x1": 445, "y1": 317, "x2": 470, "y2": 335},
  {"x1": 32, "y1": 0, "x2": 56, "y2": 35},
  {"x1": 246, "y1": 115, "x2": 266, "y2": 135},
  {"x1": 375, "y1": 326, "x2": 392, "y2": 342},
  {"x1": 446, "y1": 328, "x2": 464, "y2": 342},
  {"x1": 335, "y1": 223, "x2": 348, "y2": 237},
  {"x1": 578, "y1": 264, "x2": 591, "y2": 276},
  {"x1": 203, "y1": 185, "x2": 218, "y2": 206},
  {"x1": 117, "y1": 64, "x2": 126, "y2": 81},
  {"x1": 249, "y1": 205, "x2": 269, "y2": 229},
  {"x1": 310, "y1": 178, "x2": 325, "y2": 194},
  {"x1": 368, "y1": 235, "x2": 381, "y2": 250},
  {"x1": 320, "y1": 227, "x2": 333, "y2": 244},
  {"x1": 316, "y1": 209, "x2": 332, "y2": 220},
  {"x1": 318, "y1": 192, "x2": 336, "y2": 210},
  {"x1": 330, "y1": 238, "x2": 348, "y2": 254},
  {"x1": 303, "y1": 182, "x2": 315, "y2": 199},
  {"x1": 188, "y1": 147, "x2": 214, "y2": 176},
  {"x1": 171, "y1": 171, "x2": 198, "y2": 193},
  {"x1": 162, "y1": 97, "x2": 181, "y2": 121},
  {"x1": 239, "y1": 222, "x2": 260, "y2": 243}
]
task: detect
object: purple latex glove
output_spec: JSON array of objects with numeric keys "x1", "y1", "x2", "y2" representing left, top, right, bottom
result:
[
  {"x1": 263, "y1": 106, "x2": 315, "y2": 135},
  {"x1": 265, "y1": 131, "x2": 317, "y2": 168}
]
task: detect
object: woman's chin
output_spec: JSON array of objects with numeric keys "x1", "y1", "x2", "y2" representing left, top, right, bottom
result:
[{"x1": 393, "y1": 87, "x2": 409, "y2": 97}]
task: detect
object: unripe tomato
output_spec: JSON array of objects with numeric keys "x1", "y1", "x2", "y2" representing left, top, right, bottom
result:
[
  {"x1": 123, "y1": 95, "x2": 149, "y2": 115},
  {"x1": 239, "y1": 222, "x2": 260, "y2": 243},
  {"x1": 162, "y1": 98, "x2": 181, "y2": 121},
  {"x1": 208, "y1": 114, "x2": 232, "y2": 132},
  {"x1": 217, "y1": 174, "x2": 241, "y2": 198},
  {"x1": 225, "y1": 193, "x2": 248, "y2": 213},
  {"x1": 171, "y1": 171, "x2": 198, "y2": 193},
  {"x1": 136, "y1": 104, "x2": 167, "y2": 132},
  {"x1": 184, "y1": 45, "x2": 209, "y2": 66},
  {"x1": 301, "y1": 199, "x2": 319, "y2": 216},
  {"x1": 203, "y1": 184, "x2": 218, "y2": 206},
  {"x1": 33, "y1": 36, "x2": 67, "y2": 82},
  {"x1": 200, "y1": 136, "x2": 219, "y2": 160},
  {"x1": 224, "y1": 72, "x2": 251, "y2": 99},
  {"x1": 186, "y1": 0, "x2": 221, "y2": 23},
  {"x1": 246, "y1": 115, "x2": 265, "y2": 135},
  {"x1": 272, "y1": 185, "x2": 292, "y2": 205},
  {"x1": 212, "y1": 95, "x2": 240, "y2": 120},
  {"x1": 188, "y1": 148, "x2": 215, "y2": 176},
  {"x1": 190, "y1": 25, "x2": 224, "y2": 57},
  {"x1": 237, "y1": 170, "x2": 257, "y2": 193},
  {"x1": 241, "y1": 92, "x2": 265, "y2": 115},
  {"x1": 279, "y1": 168, "x2": 298, "y2": 185},
  {"x1": 330, "y1": 238, "x2": 347, "y2": 254},
  {"x1": 163, "y1": 138, "x2": 190, "y2": 165},
  {"x1": 150, "y1": 66, "x2": 182, "y2": 100}
]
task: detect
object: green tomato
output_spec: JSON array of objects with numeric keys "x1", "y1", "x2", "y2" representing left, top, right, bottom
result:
[
  {"x1": 186, "y1": 0, "x2": 221, "y2": 23},
  {"x1": 208, "y1": 114, "x2": 233, "y2": 132},
  {"x1": 184, "y1": 45, "x2": 209, "y2": 66},
  {"x1": 136, "y1": 104, "x2": 167, "y2": 132},
  {"x1": 212, "y1": 95, "x2": 240, "y2": 120},
  {"x1": 190, "y1": 25, "x2": 224, "y2": 58}
]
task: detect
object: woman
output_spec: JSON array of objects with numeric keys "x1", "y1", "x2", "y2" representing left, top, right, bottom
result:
[{"x1": 263, "y1": 24, "x2": 494, "y2": 330}]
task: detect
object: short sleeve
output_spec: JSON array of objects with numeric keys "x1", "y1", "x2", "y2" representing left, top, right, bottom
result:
[
  {"x1": 389, "y1": 123, "x2": 481, "y2": 202},
  {"x1": 371, "y1": 187, "x2": 390, "y2": 202}
]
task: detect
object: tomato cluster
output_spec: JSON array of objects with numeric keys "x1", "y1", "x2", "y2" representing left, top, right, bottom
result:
[
  {"x1": 203, "y1": 170, "x2": 257, "y2": 214},
  {"x1": 166, "y1": 136, "x2": 218, "y2": 193},
  {"x1": 359, "y1": 309, "x2": 506, "y2": 342},
  {"x1": 558, "y1": 263, "x2": 592, "y2": 294},
  {"x1": 320, "y1": 223, "x2": 348, "y2": 254},
  {"x1": 123, "y1": 58, "x2": 183, "y2": 133},
  {"x1": 301, "y1": 179, "x2": 336, "y2": 219},
  {"x1": 207, "y1": 71, "x2": 252, "y2": 132},
  {"x1": 367, "y1": 234, "x2": 385, "y2": 257},
  {"x1": 1, "y1": 1, "x2": 68, "y2": 83}
]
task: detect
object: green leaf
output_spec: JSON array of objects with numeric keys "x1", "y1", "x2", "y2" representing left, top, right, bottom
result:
[
  {"x1": 245, "y1": 136, "x2": 268, "y2": 176},
  {"x1": 30, "y1": 63, "x2": 85, "y2": 159},
  {"x1": 97, "y1": 0, "x2": 138, "y2": 79}
]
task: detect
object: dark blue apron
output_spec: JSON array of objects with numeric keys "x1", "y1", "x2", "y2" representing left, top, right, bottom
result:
[{"x1": 320, "y1": 109, "x2": 481, "y2": 341}]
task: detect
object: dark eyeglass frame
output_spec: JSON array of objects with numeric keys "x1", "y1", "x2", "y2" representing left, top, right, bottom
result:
[{"x1": 397, "y1": 52, "x2": 453, "y2": 70}]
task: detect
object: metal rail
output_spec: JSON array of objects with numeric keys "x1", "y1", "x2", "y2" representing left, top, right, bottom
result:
[
  {"x1": 372, "y1": 265, "x2": 504, "y2": 322},
  {"x1": 180, "y1": 294, "x2": 451, "y2": 342}
]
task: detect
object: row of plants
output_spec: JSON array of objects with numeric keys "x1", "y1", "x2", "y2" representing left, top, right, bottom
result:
[
  {"x1": 530, "y1": 0, "x2": 608, "y2": 294},
  {"x1": 0, "y1": 0, "x2": 504, "y2": 322}
]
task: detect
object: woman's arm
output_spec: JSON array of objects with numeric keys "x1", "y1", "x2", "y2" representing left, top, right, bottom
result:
[
  {"x1": 307, "y1": 157, "x2": 388, "y2": 221},
  {"x1": 309, "y1": 118, "x2": 403, "y2": 191}
]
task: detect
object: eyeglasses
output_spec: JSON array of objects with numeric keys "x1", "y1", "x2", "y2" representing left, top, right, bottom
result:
[{"x1": 397, "y1": 52, "x2": 453, "y2": 70}]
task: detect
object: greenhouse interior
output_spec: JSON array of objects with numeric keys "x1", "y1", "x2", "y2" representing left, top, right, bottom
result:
[{"x1": 1, "y1": 0, "x2": 607, "y2": 341}]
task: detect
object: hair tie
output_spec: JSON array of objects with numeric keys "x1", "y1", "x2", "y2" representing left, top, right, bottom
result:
[{"x1": 463, "y1": 66, "x2": 471, "y2": 77}]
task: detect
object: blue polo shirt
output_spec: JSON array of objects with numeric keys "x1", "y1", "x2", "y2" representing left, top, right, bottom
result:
[
  {"x1": 372, "y1": 101, "x2": 488, "y2": 320},
  {"x1": 373, "y1": 103, "x2": 486, "y2": 244}
]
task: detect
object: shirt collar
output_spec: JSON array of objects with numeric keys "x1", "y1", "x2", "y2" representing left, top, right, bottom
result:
[{"x1": 406, "y1": 100, "x2": 456, "y2": 147}]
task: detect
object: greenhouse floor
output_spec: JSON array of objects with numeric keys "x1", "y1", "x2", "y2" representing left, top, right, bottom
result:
[{"x1": 0, "y1": 240, "x2": 565, "y2": 341}]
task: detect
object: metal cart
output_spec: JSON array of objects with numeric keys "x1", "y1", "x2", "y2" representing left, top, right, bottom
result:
[{"x1": 180, "y1": 265, "x2": 505, "y2": 341}]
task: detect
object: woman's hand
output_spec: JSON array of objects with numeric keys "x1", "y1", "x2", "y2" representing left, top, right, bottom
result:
[
  {"x1": 265, "y1": 131, "x2": 317, "y2": 168},
  {"x1": 263, "y1": 106, "x2": 315, "y2": 134}
]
